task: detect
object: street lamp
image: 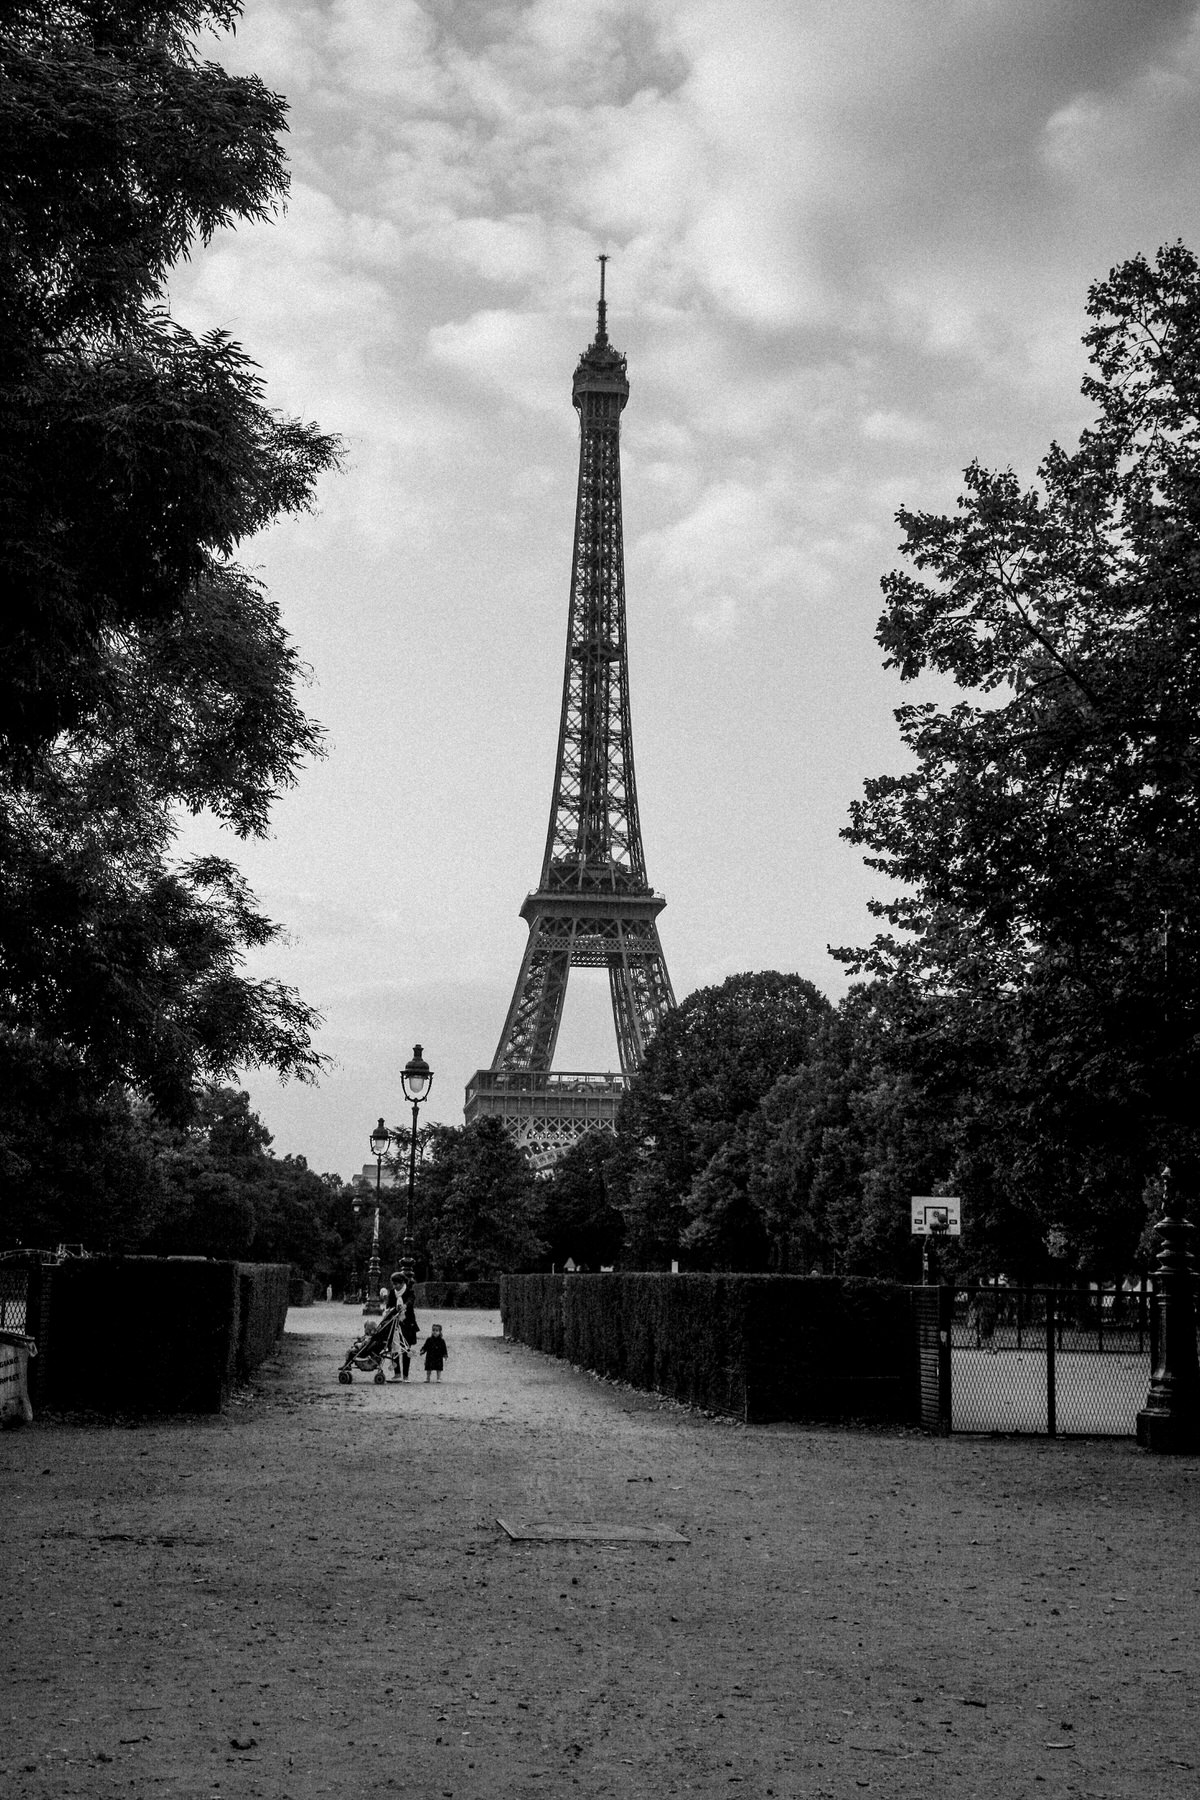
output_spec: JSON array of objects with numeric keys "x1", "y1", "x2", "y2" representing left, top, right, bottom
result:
[
  {"x1": 400, "y1": 1044, "x2": 433, "y2": 1288},
  {"x1": 357, "y1": 1117, "x2": 392, "y2": 1317},
  {"x1": 1137, "y1": 1167, "x2": 1200, "y2": 1453}
]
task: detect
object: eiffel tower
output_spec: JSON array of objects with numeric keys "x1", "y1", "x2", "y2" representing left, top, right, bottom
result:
[{"x1": 465, "y1": 260, "x2": 675, "y2": 1165}]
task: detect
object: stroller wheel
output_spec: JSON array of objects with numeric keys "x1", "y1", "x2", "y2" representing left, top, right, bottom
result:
[
  {"x1": 373, "y1": 1368, "x2": 387, "y2": 1385},
  {"x1": 338, "y1": 1368, "x2": 352, "y2": 1384}
]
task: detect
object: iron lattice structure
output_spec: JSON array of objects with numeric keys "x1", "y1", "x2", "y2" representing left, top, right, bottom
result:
[{"x1": 466, "y1": 264, "x2": 675, "y2": 1165}]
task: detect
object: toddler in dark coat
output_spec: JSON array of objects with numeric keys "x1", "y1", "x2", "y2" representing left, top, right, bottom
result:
[{"x1": 420, "y1": 1323, "x2": 448, "y2": 1382}]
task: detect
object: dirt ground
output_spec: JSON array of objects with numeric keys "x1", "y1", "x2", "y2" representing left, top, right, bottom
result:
[{"x1": 2, "y1": 1303, "x2": 1199, "y2": 1800}]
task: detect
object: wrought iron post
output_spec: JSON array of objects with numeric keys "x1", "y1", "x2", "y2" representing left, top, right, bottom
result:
[
  {"x1": 923, "y1": 1217, "x2": 948, "y2": 1285},
  {"x1": 937, "y1": 1283, "x2": 952, "y2": 1434},
  {"x1": 363, "y1": 1173, "x2": 383, "y2": 1318},
  {"x1": 403, "y1": 1097, "x2": 419, "y2": 1288},
  {"x1": 1045, "y1": 1287, "x2": 1056, "y2": 1438},
  {"x1": 399, "y1": 1045, "x2": 432, "y2": 1290},
  {"x1": 1136, "y1": 1173, "x2": 1200, "y2": 1453}
]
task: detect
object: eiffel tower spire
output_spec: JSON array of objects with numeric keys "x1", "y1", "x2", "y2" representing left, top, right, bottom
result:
[{"x1": 465, "y1": 264, "x2": 675, "y2": 1165}]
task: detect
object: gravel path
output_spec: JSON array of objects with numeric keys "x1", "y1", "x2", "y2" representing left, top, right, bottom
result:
[{"x1": 2, "y1": 1303, "x2": 1199, "y2": 1798}]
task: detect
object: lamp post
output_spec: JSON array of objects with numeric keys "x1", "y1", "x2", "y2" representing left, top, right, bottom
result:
[
  {"x1": 1136, "y1": 1168, "x2": 1200, "y2": 1453},
  {"x1": 400, "y1": 1044, "x2": 433, "y2": 1288},
  {"x1": 355, "y1": 1117, "x2": 392, "y2": 1317}
]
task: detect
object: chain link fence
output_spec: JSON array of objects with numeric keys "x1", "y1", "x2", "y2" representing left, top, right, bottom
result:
[
  {"x1": 0, "y1": 1262, "x2": 29, "y2": 1333},
  {"x1": 946, "y1": 1284, "x2": 1160, "y2": 1436}
]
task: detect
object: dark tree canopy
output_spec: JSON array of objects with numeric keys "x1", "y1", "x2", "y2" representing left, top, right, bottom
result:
[
  {"x1": 1, "y1": 1, "x2": 314, "y2": 750},
  {"x1": 413, "y1": 1120, "x2": 543, "y2": 1280},
  {"x1": 748, "y1": 982, "x2": 957, "y2": 1278},
  {"x1": 617, "y1": 972, "x2": 832, "y2": 1267},
  {"x1": 540, "y1": 1130, "x2": 625, "y2": 1270},
  {"x1": 1, "y1": 3, "x2": 285, "y2": 338},
  {"x1": 843, "y1": 243, "x2": 1200, "y2": 1252},
  {"x1": 0, "y1": 1, "x2": 340, "y2": 1138},
  {"x1": 0, "y1": 1074, "x2": 341, "y2": 1269}
]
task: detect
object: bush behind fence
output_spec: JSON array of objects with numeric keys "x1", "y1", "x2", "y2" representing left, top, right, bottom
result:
[{"x1": 501, "y1": 1272, "x2": 919, "y2": 1424}]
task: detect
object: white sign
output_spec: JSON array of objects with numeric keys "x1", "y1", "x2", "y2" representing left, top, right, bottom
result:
[{"x1": 911, "y1": 1196, "x2": 961, "y2": 1237}]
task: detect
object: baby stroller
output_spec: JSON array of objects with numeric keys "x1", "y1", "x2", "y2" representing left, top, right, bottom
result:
[{"x1": 337, "y1": 1305, "x2": 400, "y2": 1385}]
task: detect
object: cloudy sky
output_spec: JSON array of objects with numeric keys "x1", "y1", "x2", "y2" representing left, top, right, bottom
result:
[{"x1": 173, "y1": 0, "x2": 1200, "y2": 1177}]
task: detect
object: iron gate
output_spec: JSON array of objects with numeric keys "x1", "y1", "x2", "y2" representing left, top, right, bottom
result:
[{"x1": 917, "y1": 1284, "x2": 1163, "y2": 1437}]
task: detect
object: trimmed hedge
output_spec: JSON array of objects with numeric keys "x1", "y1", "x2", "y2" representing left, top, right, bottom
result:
[
  {"x1": 236, "y1": 1263, "x2": 291, "y2": 1380},
  {"x1": 30, "y1": 1258, "x2": 291, "y2": 1414},
  {"x1": 413, "y1": 1280, "x2": 501, "y2": 1310},
  {"x1": 501, "y1": 1272, "x2": 919, "y2": 1423}
]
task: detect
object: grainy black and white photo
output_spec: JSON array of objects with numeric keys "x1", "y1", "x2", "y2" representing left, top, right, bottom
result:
[{"x1": 3, "y1": 3, "x2": 1200, "y2": 1797}]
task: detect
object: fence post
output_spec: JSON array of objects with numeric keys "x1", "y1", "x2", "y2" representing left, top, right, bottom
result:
[
  {"x1": 914, "y1": 1286, "x2": 952, "y2": 1434},
  {"x1": 1045, "y1": 1287, "x2": 1056, "y2": 1438},
  {"x1": 23, "y1": 1260, "x2": 49, "y2": 1414},
  {"x1": 938, "y1": 1284, "x2": 952, "y2": 1434}
]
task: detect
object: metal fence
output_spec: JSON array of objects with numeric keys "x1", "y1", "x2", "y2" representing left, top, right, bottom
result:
[
  {"x1": 0, "y1": 1263, "x2": 29, "y2": 1333},
  {"x1": 914, "y1": 1284, "x2": 1174, "y2": 1437}
]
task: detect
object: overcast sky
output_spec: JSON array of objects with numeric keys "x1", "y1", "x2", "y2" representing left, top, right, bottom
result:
[{"x1": 172, "y1": 0, "x2": 1200, "y2": 1177}]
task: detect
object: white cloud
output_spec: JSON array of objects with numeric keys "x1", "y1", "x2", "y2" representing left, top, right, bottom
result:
[
  {"x1": 426, "y1": 307, "x2": 566, "y2": 412},
  {"x1": 636, "y1": 476, "x2": 828, "y2": 625}
]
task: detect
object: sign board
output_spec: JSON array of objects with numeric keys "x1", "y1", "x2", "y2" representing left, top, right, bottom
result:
[{"x1": 911, "y1": 1196, "x2": 961, "y2": 1237}]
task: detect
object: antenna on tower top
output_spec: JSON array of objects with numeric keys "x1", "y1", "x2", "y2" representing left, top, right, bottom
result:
[{"x1": 596, "y1": 252, "x2": 609, "y2": 345}]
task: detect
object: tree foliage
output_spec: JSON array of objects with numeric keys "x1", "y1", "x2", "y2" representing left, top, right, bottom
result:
[
  {"x1": 747, "y1": 983, "x2": 955, "y2": 1277},
  {"x1": 616, "y1": 972, "x2": 832, "y2": 1268},
  {"x1": 413, "y1": 1119, "x2": 543, "y2": 1280},
  {"x1": 0, "y1": 3, "x2": 340, "y2": 1161},
  {"x1": 540, "y1": 1130, "x2": 625, "y2": 1269},
  {"x1": 0, "y1": 1076, "x2": 344, "y2": 1272},
  {"x1": 842, "y1": 243, "x2": 1200, "y2": 1257}
]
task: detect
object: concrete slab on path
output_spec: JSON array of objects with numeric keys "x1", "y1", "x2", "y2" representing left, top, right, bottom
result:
[{"x1": 497, "y1": 1518, "x2": 690, "y2": 1543}]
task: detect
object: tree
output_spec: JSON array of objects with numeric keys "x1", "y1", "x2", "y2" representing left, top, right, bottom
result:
[
  {"x1": 120, "y1": 1086, "x2": 337, "y2": 1266},
  {"x1": 0, "y1": 1031, "x2": 167, "y2": 1252},
  {"x1": 0, "y1": 1074, "x2": 348, "y2": 1270},
  {"x1": 617, "y1": 972, "x2": 832, "y2": 1267},
  {"x1": 0, "y1": 3, "x2": 339, "y2": 1133},
  {"x1": 843, "y1": 243, "x2": 1200, "y2": 1267},
  {"x1": 750, "y1": 984, "x2": 961, "y2": 1278},
  {"x1": 415, "y1": 1120, "x2": 543, "y2": 1280},
  {"x1": 540, "y1": 1130, "x2": 625, "y2": 1269}
]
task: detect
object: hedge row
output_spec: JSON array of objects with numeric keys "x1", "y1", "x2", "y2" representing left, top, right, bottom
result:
[
  {"x1": 235, "y1": 1263, "x2": 291, "y2": 1378},
  {"x1": 26, "y1": 1257, "x2": 291, "y2": 1414},
  {"x1": 500, "y1": 1273, "x2": 919, "y2": 1423}
]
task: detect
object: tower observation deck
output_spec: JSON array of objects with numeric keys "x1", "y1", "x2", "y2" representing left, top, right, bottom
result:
[{"x1": 464, "y1": 261, "x2": 675, "y2": 1166}]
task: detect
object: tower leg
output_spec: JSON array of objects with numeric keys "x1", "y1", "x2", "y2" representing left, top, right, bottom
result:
[
  {"x1": 493, "y1": 917, "x2": 572, "y2": 1071},
  {"x1": 608, "y1": 920, "x2": 675, "y2": 1070}
]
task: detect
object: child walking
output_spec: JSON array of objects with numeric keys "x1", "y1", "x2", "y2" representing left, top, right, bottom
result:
[{"x1": 420, "y1": 1323, "x2": 448, "y2": 1382}]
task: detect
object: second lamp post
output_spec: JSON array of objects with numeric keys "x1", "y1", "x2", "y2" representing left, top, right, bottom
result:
[
  {"x1": 364, "y1": 1115, "x2": 391, "y2": 1316},
  {"x1": 366, "y1": 1044, "x2": 433, "y2": 1307},
  {"x1": 398, "y1": 1044, "x2": 433, "y2": 1288}
]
